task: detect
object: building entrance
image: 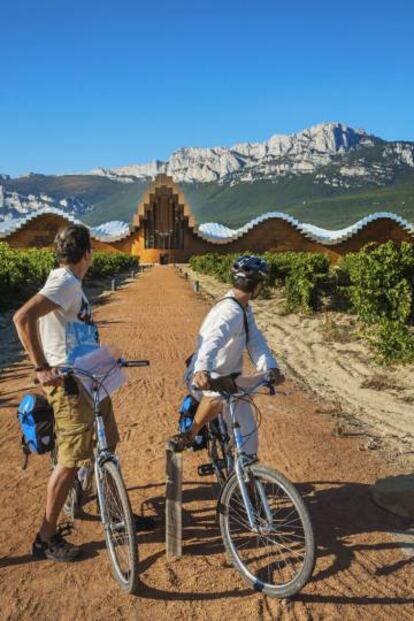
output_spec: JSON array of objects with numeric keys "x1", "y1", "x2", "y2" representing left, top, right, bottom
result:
[{"x1": 143, "y1": 184, "x2": 185, "y2": 251}]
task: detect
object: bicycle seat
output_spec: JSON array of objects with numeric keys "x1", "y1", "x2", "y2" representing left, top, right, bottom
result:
[{"x1": 208, "y1": 375, "x2": 239, "y2": 394}]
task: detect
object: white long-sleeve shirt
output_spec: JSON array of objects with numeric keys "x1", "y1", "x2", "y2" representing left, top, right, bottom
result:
[{"x1": 188, "y1": 290, "x2": 278, "y2": 378}]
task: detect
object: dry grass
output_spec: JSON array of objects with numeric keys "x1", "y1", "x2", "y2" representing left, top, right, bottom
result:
[
  {"x1": 360, "y1": 373, "x2": 400, "y2": 392},
  {"x1": 320, "y1": 312, "x2": 356, "y2": 344}
]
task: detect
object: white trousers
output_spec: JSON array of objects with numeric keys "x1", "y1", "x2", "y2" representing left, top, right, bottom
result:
[
  {"x1": 221, "y1": 398, "x2": 258, "y2": 456},
  {"x1": 189, "y1": 373, "x2": 264, "y2": 456}
]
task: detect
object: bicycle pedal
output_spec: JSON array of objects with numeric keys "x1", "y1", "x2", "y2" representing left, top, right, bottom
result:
[{"x1": 197, "y1": 463, "x2": 215, "y2": 476}]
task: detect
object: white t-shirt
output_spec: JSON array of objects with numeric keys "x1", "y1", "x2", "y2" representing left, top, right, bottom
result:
[
  {"x1": 38, "y1": 267, "x2": 99, "y2": 367},
  {"x1": 187, "y1": 289, "x2": 278, "y2": 379}
]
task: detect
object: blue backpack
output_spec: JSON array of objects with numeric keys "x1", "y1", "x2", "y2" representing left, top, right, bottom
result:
[
  {"x1": 17, "y1": 394, "x2": 55, "y2": 469},
  {"x1": 178, "y1": 393, "x2": 207, "y2": 451},
  {"x1": 179, "y1": 394, "x2": 199, "y2": 433}
]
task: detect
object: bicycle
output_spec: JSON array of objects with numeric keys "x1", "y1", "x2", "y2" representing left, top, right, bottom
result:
[
  {"x1": 197, "y1": 372, "x2": 315, "y2": 598},
  {"x1": 51, "y1": 357, "x2": 150, "y2": 593}
]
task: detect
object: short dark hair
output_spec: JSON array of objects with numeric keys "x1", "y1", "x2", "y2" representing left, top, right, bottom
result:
[
  {"x1": 232, "y1": 276, "x2": 259, "y2": 293},
  {"x1": 54, "y1": 224, "x2": 91, "y2": 264}
]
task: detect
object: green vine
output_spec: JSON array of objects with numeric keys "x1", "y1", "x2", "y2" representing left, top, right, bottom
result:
[
  {"x1": 0, "y1": 242, "x2": 139, "y2": 311},
  {"x1": 190, "y1": 242, "x2": 414, "y2": 364}
]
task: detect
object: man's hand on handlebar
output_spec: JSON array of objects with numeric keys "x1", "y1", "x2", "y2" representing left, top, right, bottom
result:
[
  {"x1": 192, "y1": 370, "x2": 211, "y2": 391},
  {"x1": 36, "y1": 367, "x2": 62, "y2": 387},
  {"x1": 268, "y1": 368, "x2": 285, "y2": 386}
]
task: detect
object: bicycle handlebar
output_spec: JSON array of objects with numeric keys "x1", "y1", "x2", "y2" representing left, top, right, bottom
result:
[
  {"x1": 194, "y1": 373, "x2": 276, "y2": 397},
  {"x1": 33, "y1": 358, "x2": 150, "y2": 385},
  {"x1": 118, "y1": 359, "x2": 150, "y2": 368}
]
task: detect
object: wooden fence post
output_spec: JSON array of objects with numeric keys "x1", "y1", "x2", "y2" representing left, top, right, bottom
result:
[{"x1": 165, "y1": 445, "x2": 182, "y2": 557}]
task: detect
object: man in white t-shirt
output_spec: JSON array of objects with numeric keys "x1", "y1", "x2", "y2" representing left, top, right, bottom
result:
[{"x1": 14, "y1": 224, "x2": 119, "y2": 562}]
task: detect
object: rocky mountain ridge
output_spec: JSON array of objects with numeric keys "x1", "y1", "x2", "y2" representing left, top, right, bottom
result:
[
  {"x1": 1, "y1": 122, "x2": 414, "y2": 229},
  {"x1": 88, "y1": 122, "x2": 414, "y2": 187}
]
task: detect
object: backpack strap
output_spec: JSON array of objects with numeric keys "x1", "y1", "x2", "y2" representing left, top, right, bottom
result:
[
  {"x1": 185, "y1": 296, "x2": 250, "y2": 369},
  {"x1": 216, "y1": 297, "x2": 249, "y2": 342},
  {"x1": 21, "y1": 435, "x2": 30, "y2": 470}
]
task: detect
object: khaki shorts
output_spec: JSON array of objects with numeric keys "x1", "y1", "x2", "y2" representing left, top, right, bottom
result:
[{"x1": 43, "y1": 377, "x2": 119, "y2": 468}]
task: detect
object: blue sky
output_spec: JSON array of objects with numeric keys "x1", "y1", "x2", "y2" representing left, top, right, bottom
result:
[{"x1": 1, "y1": 0, "x2": 413, "y2": 176}]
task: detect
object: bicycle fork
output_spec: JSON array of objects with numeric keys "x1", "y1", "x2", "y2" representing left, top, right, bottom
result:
[
  {"x1": 234, "y1": 459, "x2": 273, "y2": 530},
  {"x1": 230, "y1": 401, "x2": 273, "y2": 532},
  {"x1": 95, "y1": 462, "x2": 105, "y2": 521},
  {"x1": 94, "y1": 457, "x2": 122, "y2": 529},
  {"x1": 94, "y1": 450, "x2": 121, "y2": 530},
  {"x1": 93, "y1": 391, "x2": 119, "y2": 529}
]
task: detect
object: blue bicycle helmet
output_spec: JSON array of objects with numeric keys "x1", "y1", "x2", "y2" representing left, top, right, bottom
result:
[{"x1": 231, "y1": 255, "x2": 268, "y2": 282}]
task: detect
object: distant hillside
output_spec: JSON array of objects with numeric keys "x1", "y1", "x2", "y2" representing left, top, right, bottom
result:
[{"x1": 182, "y1": 171, "x2": 414, "y2": 229}]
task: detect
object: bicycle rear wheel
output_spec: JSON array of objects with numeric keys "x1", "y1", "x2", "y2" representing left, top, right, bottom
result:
[
  {"x1": 219, "y1": 464, "x2": 315, "y2": 598},
  {"x1": 98, "y1": 460, "x2": 138, "y2": 593}
]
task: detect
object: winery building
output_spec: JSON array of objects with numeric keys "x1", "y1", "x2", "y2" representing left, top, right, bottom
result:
[{"x1": 1, "y1": 174, "x2": 413, "y2": 262}]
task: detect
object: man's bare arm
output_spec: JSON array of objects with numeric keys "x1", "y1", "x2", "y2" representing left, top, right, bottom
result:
[{"x1": 13, "y1": 293, "x2": 62, "y2": 386}]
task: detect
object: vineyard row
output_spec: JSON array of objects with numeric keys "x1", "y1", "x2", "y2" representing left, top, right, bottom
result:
[
  {"x1": 190, "y1": 242, "x2": 414, "y2": 364},
  {"x1": 0, "y1": 243, "x2": 139, "y2": 311}
]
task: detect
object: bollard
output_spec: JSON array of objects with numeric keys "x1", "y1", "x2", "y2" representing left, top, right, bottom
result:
[
  {"x1": 184, "y1": 272, "x2": 188, "y2": 280},
  {"x1": 111, "y1": 278, "x2": 117, "y2": 291},
  {"x1": 194, "y1": 280, "x2": 200, "y2": 293},
  {"x1": 130, "y1": 269, "x2": 135, "y2": 279},
  {"x1": 165, "y1": 445, "x2": 182, "y2": 557}
]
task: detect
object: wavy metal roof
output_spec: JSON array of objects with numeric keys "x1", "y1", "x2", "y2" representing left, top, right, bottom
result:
[
  {"x1": 0, "y1": 207, "x2": 132, "y2": 243},
  {"x1": 1, "y1": 206, "x2": 413, "y2": 247},
  {"x1": 197, "y1": 211, "x2": 414, "y2": 246}
]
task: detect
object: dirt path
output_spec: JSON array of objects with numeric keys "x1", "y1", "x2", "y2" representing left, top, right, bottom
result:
[{"x1": 0, "y1": 266, "x2": 413, "y2": 620}]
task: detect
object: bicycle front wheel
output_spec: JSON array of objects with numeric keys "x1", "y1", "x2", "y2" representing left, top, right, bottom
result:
[
  {"x1": 219, "y1": 464, "x2": 315, "y2": 598},
  {"x1": 98, "y1": 460, "x2": 138, "y2": 593},
  {"x1": 63, "y1": 477, "x2": 83, "y2": 520}
]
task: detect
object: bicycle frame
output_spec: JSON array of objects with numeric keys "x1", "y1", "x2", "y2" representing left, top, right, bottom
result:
[
  {"x1": 89, "y1": 382, "x2": 112, "y2": 524},
  {"x1": 219, "y1": 378, "x2": 275, "y2": 531},
  {"x1": 57, "y1": 358, "x2": 149, "y2": 528}
]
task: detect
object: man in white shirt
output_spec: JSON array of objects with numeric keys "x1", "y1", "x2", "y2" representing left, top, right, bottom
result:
[
  {"x1": 170, "y1": 255, "x2": 285, "y2": 453},
  {"x1": 14, "y1": 224, "x2": 119, "y2": 562}
]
